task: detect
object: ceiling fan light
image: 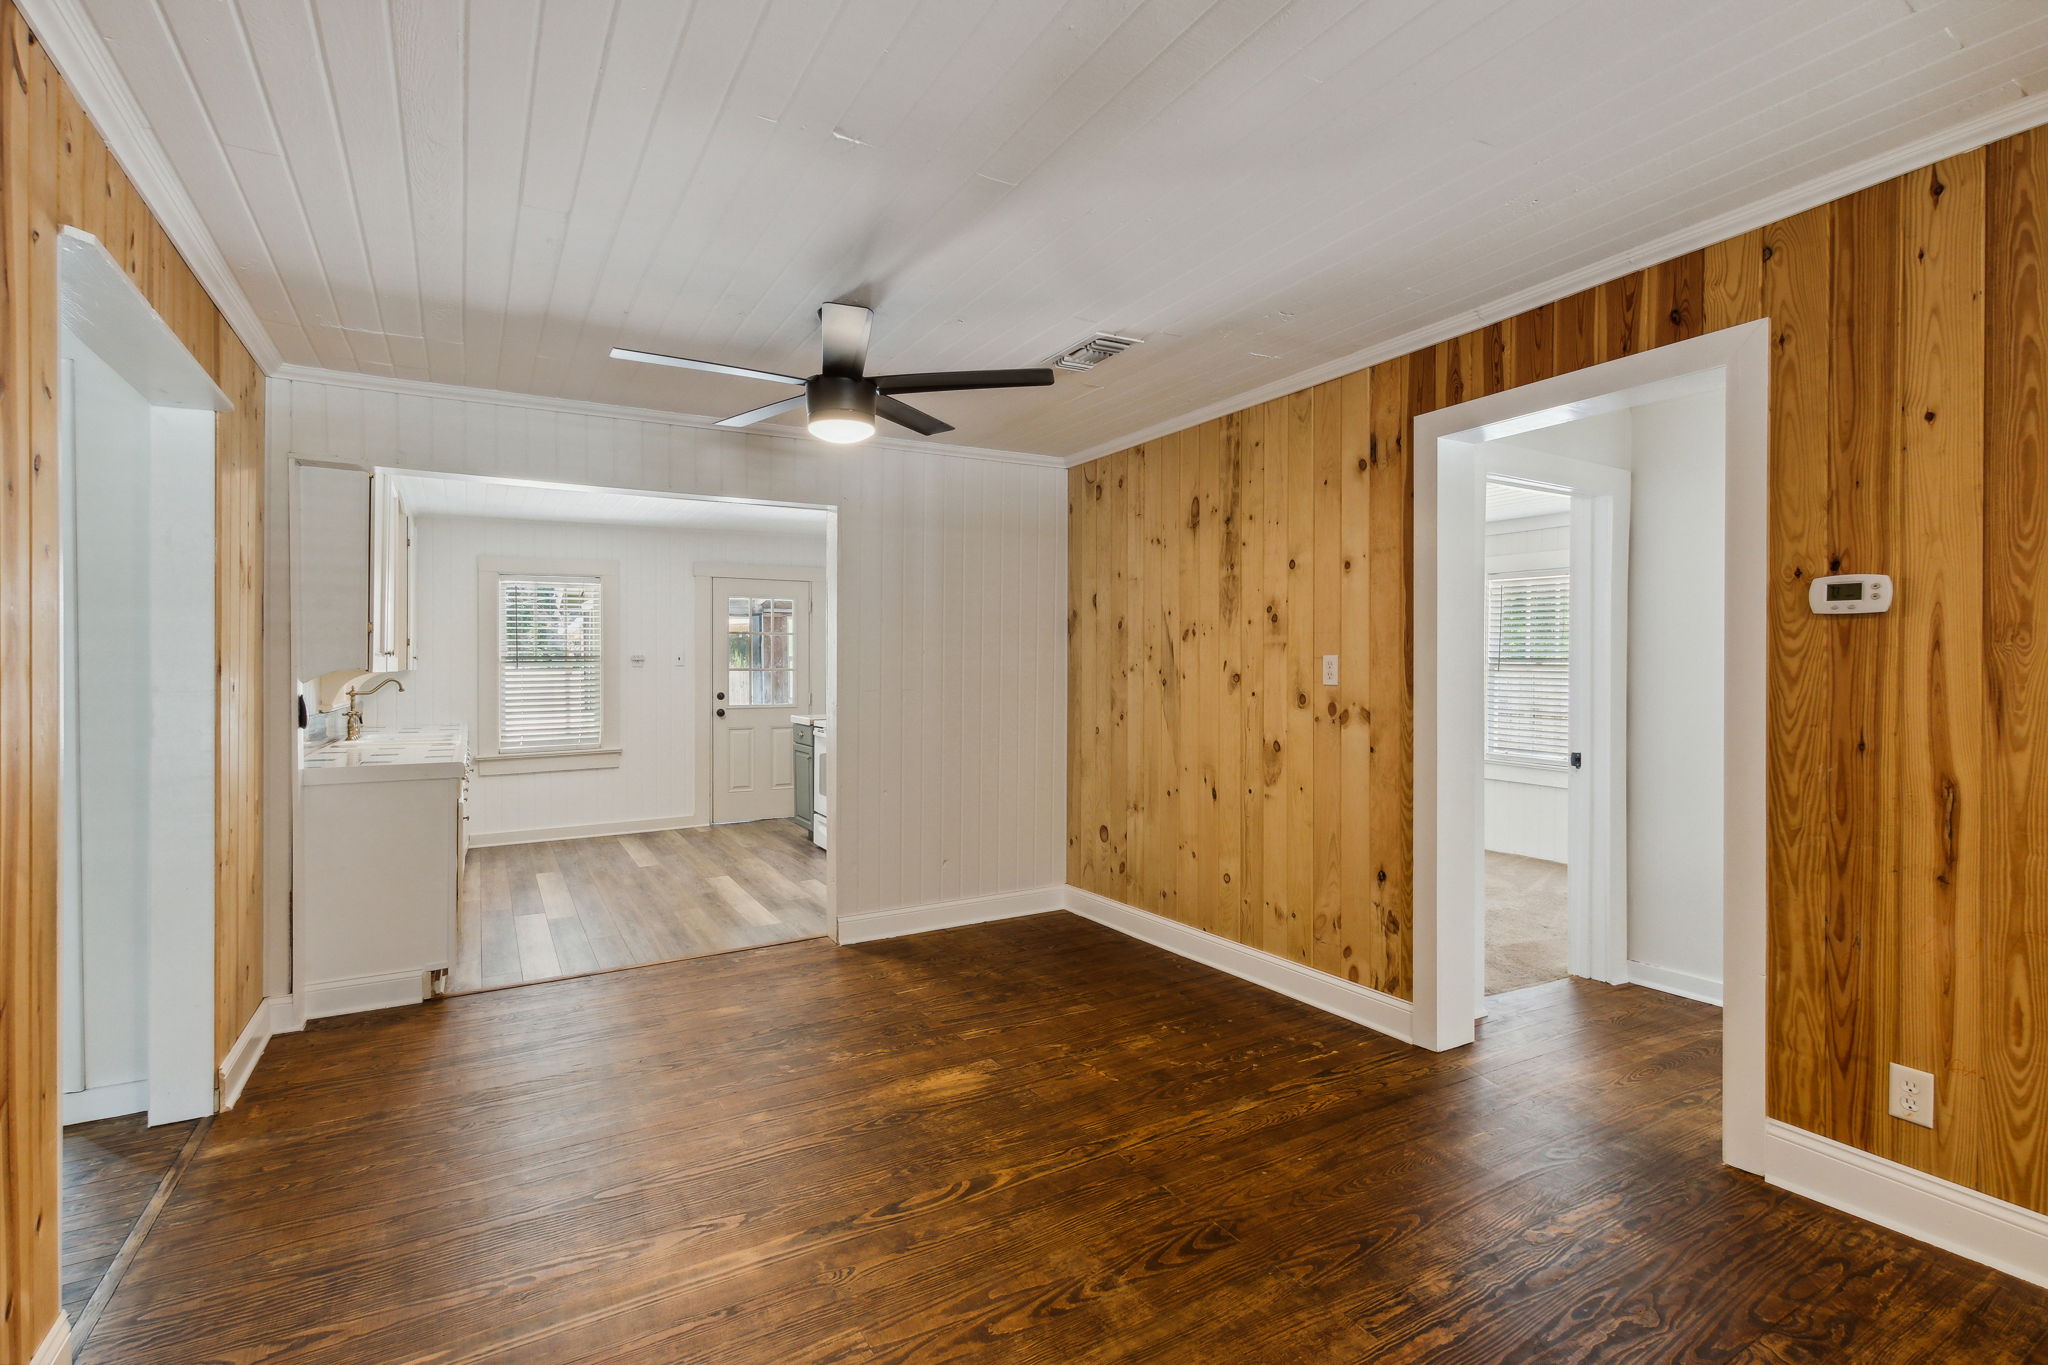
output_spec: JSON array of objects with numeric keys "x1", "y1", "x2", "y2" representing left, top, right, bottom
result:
[
  {"x1": 805, "y1": 374, "x2": 877, "y2": 444},
  {"x1": 808, "y1": 416, "x2": 875, "y2": 443}
]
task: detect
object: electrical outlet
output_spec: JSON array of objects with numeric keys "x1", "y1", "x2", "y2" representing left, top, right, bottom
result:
[
  {"x1": 1888, "y1": 1063, "x2": 1935, "y2": 1129},
  {"x1": 1322, "y1": 654, "x2": 1339, "y2": 686}
]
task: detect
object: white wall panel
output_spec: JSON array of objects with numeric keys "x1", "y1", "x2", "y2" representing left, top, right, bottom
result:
[{"x1": 270, "y1": 375, "x2": 1068, "y2": 944}]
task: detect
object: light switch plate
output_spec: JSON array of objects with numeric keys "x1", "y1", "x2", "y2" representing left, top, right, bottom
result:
[
  {"x1": 1322, "y1": 654, "x2": 1339, "y2": 686},
  {"x1": 1888, "y1": 1062, "x2": 1934, "y2": 1128}
]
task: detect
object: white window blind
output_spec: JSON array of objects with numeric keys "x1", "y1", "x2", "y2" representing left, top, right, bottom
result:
[
  {"x1": 1486, "y1": 571, "x2": 1570, "y2": 767},
  {"x1": 498, "y1": 575, "x2": 603, "y2": 752}
]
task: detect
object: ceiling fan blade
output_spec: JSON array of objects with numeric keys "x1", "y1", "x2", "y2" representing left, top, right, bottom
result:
[
  {"x1": 610, "y1": 347, "x2": 804, "y2": 387},
  {"x1": 876, "y1": 395, "x2": 955, "y2": 436},
  {"x1": 715, "y1": 394, "x2": 808, "y2": 429},
  {"x1": 818, "y1": 303, "x2": 872, "y2": 377},
  {"x1": 873, "y1": 368, "x2": 1055, "y2": 395}
]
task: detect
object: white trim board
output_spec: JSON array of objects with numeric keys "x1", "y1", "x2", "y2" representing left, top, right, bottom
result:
[
  {"x1": 1064, "y1": 91, "x2": 2048, "y2": 468},
  {"x1": 467, "y1": 813, "x2": 707, "y2": 849},
  {"x1": 217, "y1": 1000, "x2": 273, "y2": 1110},
  {"x1": 1626, "y1": 961, "x2": 1724, "y2": 1007},
  {"x1": 1064, "y1": 887, "x2": 1415, "y2": 1045},
  {"x1": 1763, "y1": 1121, "x2": 2048, "y2": 1292},
  {"x1": 31, "y1": 1314, "x2": 71, "y2": 1365},
  {"x1": 1412, "y1": 324, "x2": 1772, "y2": 1180},
  {"x1": 834, "y1": 886, "x2": 1064, "y2": 945},
  {"x1": 301, "y1": 969, "x2": 431, "y2": 1021},
  {"x1": 59, "y1": 1081, "x2": 148, "y2": 1127}
]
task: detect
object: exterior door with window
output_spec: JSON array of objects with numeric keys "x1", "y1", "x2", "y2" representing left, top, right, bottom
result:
[{"x1": 710, "y1": 578, "x2": 813, "y2": 824}]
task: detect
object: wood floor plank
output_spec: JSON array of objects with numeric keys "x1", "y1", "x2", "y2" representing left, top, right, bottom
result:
[
  {"x1": 60, "y1": 1116, "x2": 197, "y2": 1322},
  {"x1": 455, "y1": 820, "x2": 826, "y2": 992},
  {"x1": 73, "y1": 917, "x2": 2048, "y2": 1364},
  {"x1": 513, "y1": 912, "x2": 562, "y2": 980}
]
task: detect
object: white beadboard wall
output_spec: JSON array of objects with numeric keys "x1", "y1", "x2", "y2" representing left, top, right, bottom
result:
[
  {"x1": 267, "y1": 375, "x2": 1068, "y2": 962},
  {"x1": 355, "y1": 516, "x2": 826, "y2": 840}
]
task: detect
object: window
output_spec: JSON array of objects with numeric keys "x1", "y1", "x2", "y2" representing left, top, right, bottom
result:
[
  {"x1": 1485, "y1": 571, "x2": 1570, "y2": 767},
  {"x1": 499, "y1": 575, "x2": 604, "y2": 751},
  {"x1": 726, "y1": 595, "x2": 796, "y2": 706},
  {"x1": 476, "y1": 557, "x2": 619, "y2": 772}
]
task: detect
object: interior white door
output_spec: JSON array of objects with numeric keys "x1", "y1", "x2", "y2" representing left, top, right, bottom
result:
[{"x1": 711, "y1": 578, "x2": 814, "y2": 824}]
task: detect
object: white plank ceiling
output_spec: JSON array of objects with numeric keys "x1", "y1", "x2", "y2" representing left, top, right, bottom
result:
[{"x1": 77, "y1": 0, "x2": 2048, "y2": 457}]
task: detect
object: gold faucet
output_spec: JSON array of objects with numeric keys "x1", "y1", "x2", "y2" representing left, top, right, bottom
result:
[{"x1": 343, "y1": 676, "x2": 406, "y2": 741}]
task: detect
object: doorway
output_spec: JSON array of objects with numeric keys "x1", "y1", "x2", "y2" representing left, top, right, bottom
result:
[
  {"x1": 318, "y1": 470, "x2": 838, "y2": 996},
  {"x1": 1474, "y1": 448, "x2": 1632, "y2": 1007},
  {"x1": 709, "y1": 576, "x2": 818, "y2": 826},
  {"x1": 55, "y1": 228, "x2": 229, "y2": 1341},
  {"x1": 1412, "y1": 321, "x2": 1771, "y2": 1173}
]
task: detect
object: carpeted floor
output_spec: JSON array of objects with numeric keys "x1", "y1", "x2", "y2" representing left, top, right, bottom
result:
[{"x1": 1486, "y1": 851, "x2": 1569, "y2": 994}]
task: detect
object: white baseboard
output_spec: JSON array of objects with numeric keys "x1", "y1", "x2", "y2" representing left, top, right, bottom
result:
[
  {"x1": 31, "y1": 1314, "x2": 70, "y2": 1365},
  {"x1": 303, "y1": 969, "x2": 430, "y2": 1020},
  {"x1": 1626, "y1": 960, "x2": 1723, "y2": 1006},
  {"x1": 60, "y1": 1081, "x2": 147, "y2": 1126},
  {"x1": 1064, "y1": 886, "x2": 1415, "y2": 1045},
  {"x1": 1763, "y1": 1119, "x2": 2048, "y2": 1290},
  {"x1": 217, "y1": 999, "x2": 277, "y2": 1110},
  {"x1": 834, "y1": 885, "x2": 1064, "y2": 945},
  {"x1": 467, "y1": 813, "x2": 707, "y2": 848},
  {"x1": 269, "y1": 993, "x2": 307, "y2": 1035}
]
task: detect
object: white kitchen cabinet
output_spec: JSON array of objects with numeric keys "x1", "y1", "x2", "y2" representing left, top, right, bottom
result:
[
  {"x1": 370, "y1": 478, "x2": 416, "y2": 672},
  {"x1": 299, "y1": 726, "x2": 469, "y2": 1017},
  {"x1": 293, "y1": 465, "x2": 372, "y2": 677},
  {"x1": 293, "y1": 463, "x2": 416, "y2": 681}
]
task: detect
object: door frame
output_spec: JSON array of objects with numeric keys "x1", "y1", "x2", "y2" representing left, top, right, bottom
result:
[
  {"x1": 1468, "y1": 449, "x2": 1632, "y2": 1003},
  {"x1": 1412, "y1": 320, "x2": 1771, "y2": 1175},
  {"x1": 693, "y1": 562, "x2": 827, "y2": 827}
]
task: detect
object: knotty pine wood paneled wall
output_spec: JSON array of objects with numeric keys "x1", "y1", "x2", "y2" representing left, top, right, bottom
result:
[
  {"x1": 0, "y1": 6, "x2": 266, "y2": 1356},
  {"x1": 1070, "y1": 130, "x2": 2048, "y2": 1216}
]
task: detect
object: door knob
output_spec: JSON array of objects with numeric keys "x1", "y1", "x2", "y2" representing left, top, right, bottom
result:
[{"x1": 716, "y1": 708, "x2": 726, "y2": 718}]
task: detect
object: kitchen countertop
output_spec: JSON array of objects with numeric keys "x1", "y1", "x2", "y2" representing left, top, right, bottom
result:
[{"x1": 301, "y1": 724, "x2": 470, "y2": 786}]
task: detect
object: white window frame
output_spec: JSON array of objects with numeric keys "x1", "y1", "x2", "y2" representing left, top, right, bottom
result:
[
  {"x1": 1484, "y1": 568, "x2": 1572, "y2": 771},
  {"x1": 476, "y1": 556, "x2": 622, "y2": 774}
]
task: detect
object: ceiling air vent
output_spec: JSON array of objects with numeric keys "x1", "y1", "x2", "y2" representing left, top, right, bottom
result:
[{"x1": 1047, "y1": 333, "x2": 1141, "y2": 372}]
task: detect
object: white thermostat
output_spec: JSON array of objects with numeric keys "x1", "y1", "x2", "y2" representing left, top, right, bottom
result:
[{"x1": 1809, "y1": 574, "x2": 1892, "y2": 615}]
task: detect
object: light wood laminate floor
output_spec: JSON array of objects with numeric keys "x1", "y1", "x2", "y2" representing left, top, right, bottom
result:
[
  {"x1": 451, "y1": 819, "x2": 826, "y2": 992},
  {"x1": 77, "y1": 915, "x2": 2048, "y2": 1363}
]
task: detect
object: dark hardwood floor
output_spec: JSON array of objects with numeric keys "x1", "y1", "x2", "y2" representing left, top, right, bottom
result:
[
  {"x1": 452, "y1": 818, "x2": 826, "y2": 992},
  {"x1": 61, "y1": 1114, "x2": 198, "y2": 1320},
  {"x1": 81, "y1": 914, "x2": 2048, "y2": 1364}
]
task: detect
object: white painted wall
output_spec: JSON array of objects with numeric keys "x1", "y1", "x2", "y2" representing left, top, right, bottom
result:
[
  {"x1": 266, "y1": 375, "x2": 1067, "y2": 976},
  {"x1": 1483, "y1": 516, "x2": 1570, "y2": 863},
  {"x1": 1479, "y1": 394, "x2": 1726, "y2": 995},
  {"x1": 1624, "y1": 390, "x2": 1725, "y2": 995},
  {"x1": 356, "y1": 514, "x2": 827, "y2": 839}
]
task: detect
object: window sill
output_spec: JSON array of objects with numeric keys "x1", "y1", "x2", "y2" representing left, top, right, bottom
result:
[{"x1": 477, "y1": 748, "x2": 622, "y2": 775}]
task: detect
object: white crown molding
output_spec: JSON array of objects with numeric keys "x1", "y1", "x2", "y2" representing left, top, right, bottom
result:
[
  {"x1": 1063, "y1": 89, "x2": 2048, "y2": 468},
  {"x1": 272, "y1": 364, "x2": 1063, "y2": 470},
  {"x1": 1763, "y1": 1120, "x2": 2048, "y2": 1291},
  {"x1": 16, "y1": 0, "x2": 286, "y2": 375}
]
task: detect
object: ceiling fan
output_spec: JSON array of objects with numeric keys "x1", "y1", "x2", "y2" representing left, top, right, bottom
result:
[{"x1": 611, "y1": 303, "x2": 1055, "y2": 444}]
